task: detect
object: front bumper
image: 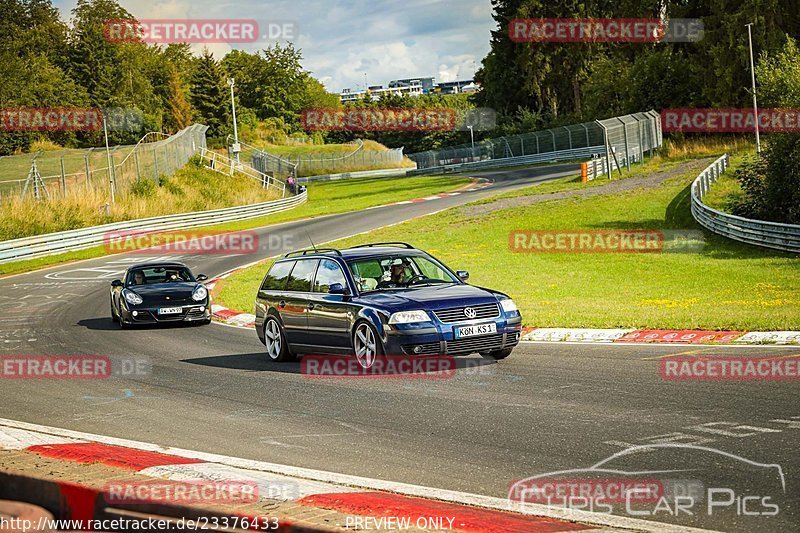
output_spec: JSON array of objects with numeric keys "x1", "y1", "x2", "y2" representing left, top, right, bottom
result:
[
  {"x1": 384, "y1": 314, "x2": 522, "y2": 356},
  {"x1": 121, "y1": 304, "x2": 210, "y2": 324}
]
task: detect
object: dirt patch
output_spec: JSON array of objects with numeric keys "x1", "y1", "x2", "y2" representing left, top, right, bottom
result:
[{"x1": 460, "y1": 157, "x2": 715, "y2": 219}]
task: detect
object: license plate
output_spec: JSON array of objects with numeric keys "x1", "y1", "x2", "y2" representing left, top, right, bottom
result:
[
  {"x1": 455, "y1": 323, "x2": 497, "y2": 338},
  {"x1": 158, "y1": 307, "x2": 182, "y2": 315}
]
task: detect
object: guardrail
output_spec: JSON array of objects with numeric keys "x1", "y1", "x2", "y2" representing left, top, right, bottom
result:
[
  {"x1": 0, "y1": 191, "x2": 307, "y2": 264},
  {"x1": 582, "y1": 148, "x2": 642, "y2": 181},
  {"x1": 297, "y1": 168, "x2": 410, "y2": 183},
  {"x1": 406, "y1": 145, "x2": 602, "y2": 176},
  {"x1": 691, "y1": 154, "x2": 800, "y2": 253}
]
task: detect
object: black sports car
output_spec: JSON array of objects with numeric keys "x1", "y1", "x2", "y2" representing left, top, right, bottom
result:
[{"x1": 110, "y1": 261, "x2": 211, "y2": 328}]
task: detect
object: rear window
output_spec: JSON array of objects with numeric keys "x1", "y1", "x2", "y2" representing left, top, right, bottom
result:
[
  {"x1": 260, "y1": 261, "x2": 293, "y2": 291},
  {"x1": 286, "y1": 259, "x2": 319, "y2": 292}
]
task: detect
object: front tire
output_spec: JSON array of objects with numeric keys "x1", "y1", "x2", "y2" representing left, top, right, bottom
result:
[
  {"x1": 110, "y1": 296, "x2": 119, "y2": 323},
  {"x1": 264, "y1": 316, "x2": 291, "y2": 362},
  {"x1": 481, "y1": 348, "x2": 513, "y2": 360},
  {"x1": 353, "y1": 321, "x2": 383, "y2": 369}
]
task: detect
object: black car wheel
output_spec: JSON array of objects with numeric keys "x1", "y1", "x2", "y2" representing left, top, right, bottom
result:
[
  {"x1": 481, "y1": 348, "x2": 513, "y2": 360},
  {"x1": 353, "y1": 321, "x2": 383, "y2": 369},
  {"x1": 264, "y1": 316, "x2": 291, "y2": 362}
]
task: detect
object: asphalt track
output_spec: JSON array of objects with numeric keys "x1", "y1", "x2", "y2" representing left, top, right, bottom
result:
[{"x1": 1, "y1": 163, "x2": 798, "y2": 532}]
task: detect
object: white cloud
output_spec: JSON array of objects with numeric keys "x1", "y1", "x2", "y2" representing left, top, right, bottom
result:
[{"x1": 53, "y1": 0, "x2": 495, "y2": 92}]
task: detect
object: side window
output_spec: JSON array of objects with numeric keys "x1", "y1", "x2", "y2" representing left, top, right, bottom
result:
[
  {"x1": 286, "y1": 259, "x2": 318, "y2": 292},
  {"x1": 260, "y1": 261, "x2": 293, "y2": 291},
  {"x1": 313, "y1": 259, "x2": 347, "y2": 293},
  {"x1": 414, "y1": 257, "x2": 449, "y2": 280}
]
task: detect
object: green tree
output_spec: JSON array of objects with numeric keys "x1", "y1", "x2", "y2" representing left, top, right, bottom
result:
[{"x1": 190, "y1": 49, "x2": 230, "y2": 142}]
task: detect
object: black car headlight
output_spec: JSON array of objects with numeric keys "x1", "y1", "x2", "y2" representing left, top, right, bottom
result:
[
  {"x1": 192, "y1": 285, "x2": 208, "y2": 301},
  {"x1": 123, "y1": 289, "x2": 143, "y2": 306}
]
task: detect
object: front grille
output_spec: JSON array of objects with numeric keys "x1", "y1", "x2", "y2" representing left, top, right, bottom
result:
[
  {"x1": 185, "y1": 307, "x2": 206, "y2": 319},
  {"x1": 432, "y1": 303, "x2": 500, "y2": 323},
  {"x1": 446, "y1": 333, "x2": 505, "y2": 354}
]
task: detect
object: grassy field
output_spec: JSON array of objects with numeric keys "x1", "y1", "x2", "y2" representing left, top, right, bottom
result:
[
  {"x1": 0, "y1": 174, "x2": 471, "y2": 276},
  {"x1": 0, "y1": 157, "x2": 281, "y2": 241},
  {"x1": 216, "y1": 149, "x2": 799, "y2": 330}
]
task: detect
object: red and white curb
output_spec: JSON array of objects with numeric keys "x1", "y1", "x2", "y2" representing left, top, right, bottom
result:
[
  {"x1": 0, "y1": 418, "x2": 711, "y2": 532},
  {"x1": 521, "y1": 328, "x2": 800, "y2": 345}
]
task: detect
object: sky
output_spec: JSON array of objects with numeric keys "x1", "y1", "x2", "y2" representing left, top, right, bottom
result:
[{"x1": 53, "y1": 0, "x2": 496, "y2": 93}]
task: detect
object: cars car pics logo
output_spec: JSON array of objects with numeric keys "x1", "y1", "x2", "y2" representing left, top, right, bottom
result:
[
  {"x1": 300, "y1": 354, "x2": 458, "y2": 379},
  {"x1": 103, "y1": 230, "x2": 259, "y2": 255},
  {"x1": 104, "y1": 479, "x2": 260, "y2": 505}
]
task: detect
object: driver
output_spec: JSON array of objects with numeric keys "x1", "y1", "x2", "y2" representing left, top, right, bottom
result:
[
  {"x1": 132, "y1": 271, "x2": 146, "y2": 285},
  {"x1": 389, "y1": 259, "x2": 410, "y2": 284}
]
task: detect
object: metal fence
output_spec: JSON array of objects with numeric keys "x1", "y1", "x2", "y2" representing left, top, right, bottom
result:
[
  {"x1": 0, "y1": 124, "x2": 208, "y2": 202},
  {"x1": 235, "y1": 137, "x2": 405, "y2": 178},
  {"x1": 691, "y1": 154, "x2": 800, "y2": 253},
  {"x1": 408, "y1": 111, "x2": 662, "y2": 173}
]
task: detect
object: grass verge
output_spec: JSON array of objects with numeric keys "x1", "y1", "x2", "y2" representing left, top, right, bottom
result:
[
  {"x1": 216, "y1": 149, "x2": 798, "y2": 331},
  {"x1": 0, "y1": 174, "x2": 471, "y2": 277}
]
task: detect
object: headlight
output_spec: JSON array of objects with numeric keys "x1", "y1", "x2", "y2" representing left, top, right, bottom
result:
[
  {"x1": 389, "y1": 310, "x2": 431, "y2": 324},
  {"x1": 500, "y1": 298, "x2": 518, "y2": 313},
  {"x1": 192, "y1": 285, "x2": 208, "y2": 301},
  {"x1": 123, "y1": 289, "x2": 143, "y2": 305}
]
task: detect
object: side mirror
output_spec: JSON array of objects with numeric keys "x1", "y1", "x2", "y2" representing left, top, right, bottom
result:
[
  {"x1": 111, "y1": 279, "x2": 123, "y2": 288},
  {"x1": 328, "y1": 283, "x2": 348, "y2": 295},
  {"x1": 196, "y1": 274, "x2": 208, "y2": 282},
  {"x1": 456, "y1": 270, "x2": 470, "y2": 281}
]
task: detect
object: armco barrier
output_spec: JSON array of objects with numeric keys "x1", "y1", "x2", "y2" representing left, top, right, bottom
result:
[
  {"x1": 691, "y1": 154, "x2": 800, "y2": 253},
  {"x1": 406, "y1": 145, "x2": 602, "y2": 176},
  {"x1": 0, "y1": 191, "x2": 307, "y2": 264},
  {"x1": 297, "y1": 167, "x2": 410, "y2": 183}
]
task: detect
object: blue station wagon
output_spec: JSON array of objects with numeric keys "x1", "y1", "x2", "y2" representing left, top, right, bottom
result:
[{"x1": 254, "y1": 243, "x2": 522, "y2": 368}]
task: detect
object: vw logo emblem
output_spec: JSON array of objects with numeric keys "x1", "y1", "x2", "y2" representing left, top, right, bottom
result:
[{"x1": 464, "y1": 307, "x2": 477, "y2": 319}]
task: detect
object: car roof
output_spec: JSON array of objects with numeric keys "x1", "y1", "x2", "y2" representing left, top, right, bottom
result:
[
  {"x1": 277, "y1": 247, "x2": 429, "y2": 262},
  {"x1": 127, "y1": 261, "x2": 189, "y2": 271}
]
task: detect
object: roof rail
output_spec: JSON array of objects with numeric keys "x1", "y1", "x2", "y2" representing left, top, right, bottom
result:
[
  {"x1": 283, "y1": 247, "x2": 342, "y2": 258},
  {"x1": 350, "y1": 242, "x2": 415, "y2": 249}
]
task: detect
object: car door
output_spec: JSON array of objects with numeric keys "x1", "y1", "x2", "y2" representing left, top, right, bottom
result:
[
  {"x1": 256, "y1": 260, "x2": 294, "y2": 329},
  {"x1": 281, "y1": 259, "x2": 319, "y2": 348},
  {"x1": 306, "y1": 259, "x2": 353, "y2": 352}
]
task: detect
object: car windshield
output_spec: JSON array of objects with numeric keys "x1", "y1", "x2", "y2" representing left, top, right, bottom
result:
[
  {"x1": 347, "y1": 254, "x2": 458, "y2": 292},
  {"x1": 127, "y1": 266, "x2": 195, "y2": 286}
]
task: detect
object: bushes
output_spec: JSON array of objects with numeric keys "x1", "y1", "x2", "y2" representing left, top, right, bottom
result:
[{"x1": 129, "y1": 178, "x2": 158, "y2": 198}]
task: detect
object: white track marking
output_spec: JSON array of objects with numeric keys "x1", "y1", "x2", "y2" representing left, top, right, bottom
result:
[{"x1": 0, "y1": 418, "x2": 716, "y2": 532}]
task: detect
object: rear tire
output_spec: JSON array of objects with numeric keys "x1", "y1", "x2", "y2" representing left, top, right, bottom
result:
[
  {"x1": 264, "y1": 316, "x2": 291, "y2": 362},
  {"x1": 481, "y1": 348, "x2": 513, "y2": 360}
]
